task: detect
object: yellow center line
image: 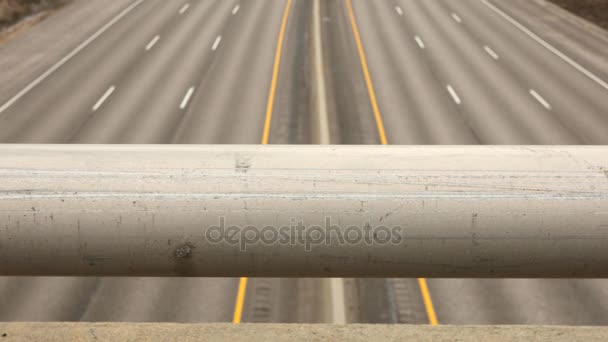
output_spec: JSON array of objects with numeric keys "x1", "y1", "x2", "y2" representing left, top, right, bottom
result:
[
  {"x1": 261, "y1": 0, "x2": 294, "y2": 146},
  {"x1": 233, "y1": 0, "x2": 293, "y2": 324},
  {"x1": 232, "y1": 277, "x2": 248, "y2": 324},
  {"x1": 418, "y1": 278, "x2": 439, "y2": 326},
  {"x1": 345, "y1": 0, "x2": 439, "y2": 326},
  {"x1": 345, "y1": 0, "x2": 388, "y2": 145}
]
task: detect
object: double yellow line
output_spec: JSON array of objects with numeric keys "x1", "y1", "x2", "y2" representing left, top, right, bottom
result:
[
  {"x1": 233, "y1": 0, "x2": 438, "y2": 326},
  {"x1": 345, "y1": 0, "x2": 439, "y2": 326},
  {"x1": 232, "y1": 0, "x2": 293, "y2": 324}
]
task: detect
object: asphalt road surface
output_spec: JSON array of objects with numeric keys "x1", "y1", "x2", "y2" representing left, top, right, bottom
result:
[{"x1": 1, "y1": 0, "x2": 608, "y2": 325}]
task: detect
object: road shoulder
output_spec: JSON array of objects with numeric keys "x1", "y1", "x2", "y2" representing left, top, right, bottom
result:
[{"x1": 0, "y1": 0, "x2": 133, "y2": 103}]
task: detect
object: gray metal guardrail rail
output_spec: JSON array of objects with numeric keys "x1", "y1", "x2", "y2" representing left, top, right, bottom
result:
[{"x1": 0, "y1": 145, "x2": 607, "y2": 277}]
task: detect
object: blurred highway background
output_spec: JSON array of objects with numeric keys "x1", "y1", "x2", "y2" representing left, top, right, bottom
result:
[{"x1": 1, "y1": 0, "x2": 608, "y2": 325}]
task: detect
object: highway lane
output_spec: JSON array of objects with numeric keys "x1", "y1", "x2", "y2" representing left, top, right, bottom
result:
[
  {"x1": 0, "y1": 0, "x2": 320, "y2": 323},
  {"x1": 348, "y1": 0, "x2": 608, "y2": 325},
  {"x1": 1, "y1": 0, "x2": 608, "y2": 326}
]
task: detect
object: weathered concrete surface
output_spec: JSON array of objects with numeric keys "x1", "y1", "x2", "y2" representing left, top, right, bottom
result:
[
  {"x1": 1, "y1": 323, "x2": 608, "y2": 342},
  {"x1": 1, "y1": 145, "x2": 608, "y2": 278}
]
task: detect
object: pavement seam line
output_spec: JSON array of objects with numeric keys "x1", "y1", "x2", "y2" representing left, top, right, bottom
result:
[
  {"x1": 233, "y1": 0, "x2": 293, "y2": 325},
  {"x1": 313, "y1": 0, "x2": 345, "y2": 323},
  {"x1": 312, "y1": 0, "x2": 331, "y2": 145},
  {"x1": 346, "y1": 0, "x2": 439, "y2": 325}
]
